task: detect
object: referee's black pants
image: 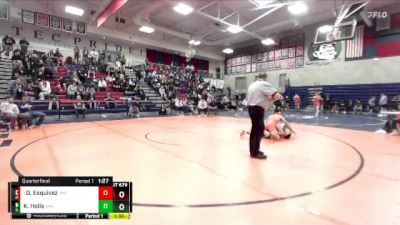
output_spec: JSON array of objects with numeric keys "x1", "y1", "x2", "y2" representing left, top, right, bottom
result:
[{"x1": 248, "y1": 106, "x2": 265, "y2": 156}]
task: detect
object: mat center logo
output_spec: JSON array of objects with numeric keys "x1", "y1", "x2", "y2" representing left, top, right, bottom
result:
[{"x1": 307, "y1": 42, "x2": 342, "y2": 65}]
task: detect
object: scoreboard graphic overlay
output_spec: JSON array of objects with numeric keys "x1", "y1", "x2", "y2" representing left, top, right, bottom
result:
[{"x1": 8, "y1": 177, "x2": 132, "y2": 219}]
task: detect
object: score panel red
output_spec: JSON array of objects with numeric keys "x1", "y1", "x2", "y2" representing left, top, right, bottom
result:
[{"x1": 98, "y1": 186, "x2": 113, "y2": 200}]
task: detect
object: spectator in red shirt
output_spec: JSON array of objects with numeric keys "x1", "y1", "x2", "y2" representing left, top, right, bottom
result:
[
  {"x1": 293, "y1": 93, "x2": 301, "y2": 111},
  {"x1": 313, "y1": 92, "x2": 322, "y2": 117}
]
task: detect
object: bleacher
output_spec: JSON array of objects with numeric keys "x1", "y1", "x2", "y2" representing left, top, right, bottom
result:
[{"x1": 285, "y1": 83, "x2": 400, "y2": 109}]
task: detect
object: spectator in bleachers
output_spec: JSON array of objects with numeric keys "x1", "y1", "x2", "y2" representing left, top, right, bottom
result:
[
  {"x1": 0, "y1": 96, "x2": 28, "y2": 131},
  {"x1": 353, "y1": 100, "x2": 363, "y2": 114},
  {"x1": 106, "y1": 73, "x2": 115, "y2": 83},
  {"x1": 74, "y1": 95, "x2": 86, "y2": 118},
  {"x1": 82, "y1": 47, "x2": 89, "y2": 64},
  {"x1": 67, "y1": 82, "x2": 78, "y2": 99},
  {"x1": 98, "y1": 78, "x2": 107, "y2": 91},
  {"x1": 54, "y1": 48, "x2": 62, "y2": 58},
  {"x1": 77, "y1": 83, "x2": 86, "y2": 97},
  {"x1": 19, "y1": 38, "x2": 29, "y2": 58},
  {"x1": 1, "y1": 34, "x2": 16, "y2": 57},
  {"x1": 39, "y1": 79, "x2": 51, "y2": 100},
  {"x1": 128, "y1": 99, "x2": 140, "y2": 117},
  {"x1": 174, "y1": 98, "x2": 183, "y2": 114},
  {"x1": 379, "y1": 93, "x2": 388, "y2": 112},
  {"x1": 121, "y1": 55, "x2": 126, "y2": 72},
  {"x1": 197, "y1": 98, "x2": 208, "y2": 116},
  {"x1": 10, "y1": 76, "x2": 26, "y2": 100},
  {"x1": 85, "y1": 85, "x2": 96, "y2": 101},
  {"x1": 0, "y1": 96, "x2": 17, "y2": 131},
  {"x1": 158, "y1": 104, "x2": 167, "y2": 116},
  {"x1": 104, "y1": 92, "x2": 116, "y2": 109},
  {"x1": 74, "y1": 46, "x2": 80, "y2": 62},
  {"x1": 89, "y1": 49, "x2": 98, "y2": 64},
  {"x1": 208, "y1": 100, "x2": 218, "y2": 116},
  {"x1": 19, "y1": 94, "x2": 45, "y2": 128},
  {"x1": 88, "y1": 64, "x2": 97, "y2": 79}
]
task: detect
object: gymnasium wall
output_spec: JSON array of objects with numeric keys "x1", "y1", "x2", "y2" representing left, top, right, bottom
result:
[
  {"x1": 223, "y1": 22, "x2": 400, "y2": 92},
  {"x1": 0, "y1": 20, "x2": 147, "y2": 65}
]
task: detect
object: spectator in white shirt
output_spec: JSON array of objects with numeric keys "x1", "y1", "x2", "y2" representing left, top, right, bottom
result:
[
  {"x1": 39, "y1": 80, "x2": 51, "y2": 100},
  {"x1": 98, "y1": 78, "x2": 107, "y2": 91},
  {"x1": 197, "y1": 98, "x2": 208, "y2": 115}
]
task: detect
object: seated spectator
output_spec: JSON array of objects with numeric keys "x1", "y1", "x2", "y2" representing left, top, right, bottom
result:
[
  {"x1": 228, "y1": 99, "x2": 238, "y2": 110},
  {"x1": 353, "y1": 100, "x2": 363, "y2": 114},
  {"x1": 85, "y1": 85, "x2": 96, "y2": 100},
  {"x1": 74, "y1": 95, "x2": 86, "y2": 118},
  {"x1": 208, "y1": 100, "x2": 218, "y2": 116},
  {"x1": 48, "y1": 94, "x2": 60, "y2": 111},
  {"x1": 104, "y1": 93, "x2": 116, "y2": 109},
  {"x1": 106, "y1": 73, "x2": 115, "y2": 83},
  {"x1": 0, "y1": 96, "x2": 28, "y2": 131},
  {"x1": 197, "y1": 98, "x2": 208, "y2": 115},
  {"x1": 67, "y1": 82, "x2": 78, "y2": 99},
  {"x1": 128, "y1": 99, "x2": 140, "y2": 117},
  {"x1": 174, "y1": 98, "x2": 183, "y2": 114},
  {"x1": 77, "y1": 83, "x2": 86, "y2": 97},
  {"x1": 10, "y1": 76, "x2": 26, "y2": 100},
  {"x1": 18, "y1": 94, "x2": 45, "y2": 128},
  {"x1": 158, "y1": 104, "x2": 167, "y2": 116},
  {"x1": 98, "y1": 78, "x2": 107, "y2": 92},
  {"x1": 39, "y1": 79, "x2": 51, "y2": 100}
]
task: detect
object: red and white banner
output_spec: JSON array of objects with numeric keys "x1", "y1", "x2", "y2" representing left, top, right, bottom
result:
[
  {"x1": 346, "y1": 25, "x2": 364, "y2": 59},
  {"x1": 36, "y1": 13, "x2": 49, "y2": 28}
]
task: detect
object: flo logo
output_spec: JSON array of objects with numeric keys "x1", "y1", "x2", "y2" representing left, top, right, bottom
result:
[{"x1": 368, "y1": 11, "x2": 388, "y2": 19}]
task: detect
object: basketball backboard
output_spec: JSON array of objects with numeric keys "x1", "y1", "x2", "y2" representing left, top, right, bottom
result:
[{"x1": 314, "y1": 20, "x2": 357, "y2": 44}]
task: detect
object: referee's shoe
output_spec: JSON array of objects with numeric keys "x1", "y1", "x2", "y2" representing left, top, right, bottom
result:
[{"x1": 251, "y1": 152, "x2": 267, "y2": 160}]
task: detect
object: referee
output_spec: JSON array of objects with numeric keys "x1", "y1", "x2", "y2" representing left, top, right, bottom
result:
[{"x1": 247, "y1": 73, "x2": 283, "y2": 159}]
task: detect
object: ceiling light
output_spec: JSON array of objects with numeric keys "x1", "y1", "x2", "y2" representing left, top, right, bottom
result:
[
  {"x1": 139, "y1": 25, "x2": 154, "y2": 33},
  {"x1": 318, "y1": 25, "x2": 333, "y2": 34},
  {"x1": 65, "y1": 6, "x2": 85, "y2": 16},
  {"x1": 227, "y1": 25, "x2": 243, "y2": 34},
  {"x1": 173, "y1": 3, "x2": 193, "y2": 15},
  {"x1": 288, "y1": 2, "x2": 308, "y2": 15},
  {"x1": 222, "y1": 48, "x2": 234, "y2": 54},
  {"x1": 261, "y1": 38, "x2": 275, "y2": 45},
  {"x1": 188, "y1": 39, "x2": 201, "y2": 46}
]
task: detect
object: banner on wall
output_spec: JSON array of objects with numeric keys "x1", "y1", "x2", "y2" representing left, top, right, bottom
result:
[
  {"x1": 62, "y1": 18, "x2": 73, "y2": 33},
  {"x1": 0, "y1": 2, "x2": 9, "y2": 20},
  {"x1": 50, "y1": 15, "x2": 61, "y2": 30},
  {"x1": 22, "y1": 10, "x2": 35, "y2": 24},
  {"x1": 36, "y1": 13, "x2": 49, "y2": 28},
  {"x1": 76, "y1": 21, "x2": 86, "y2": 35}
]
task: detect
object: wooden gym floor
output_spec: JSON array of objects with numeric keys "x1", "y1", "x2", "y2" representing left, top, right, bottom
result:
[{"x1": 0, "y1": 116, "x2": 399, "y2": 225}]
